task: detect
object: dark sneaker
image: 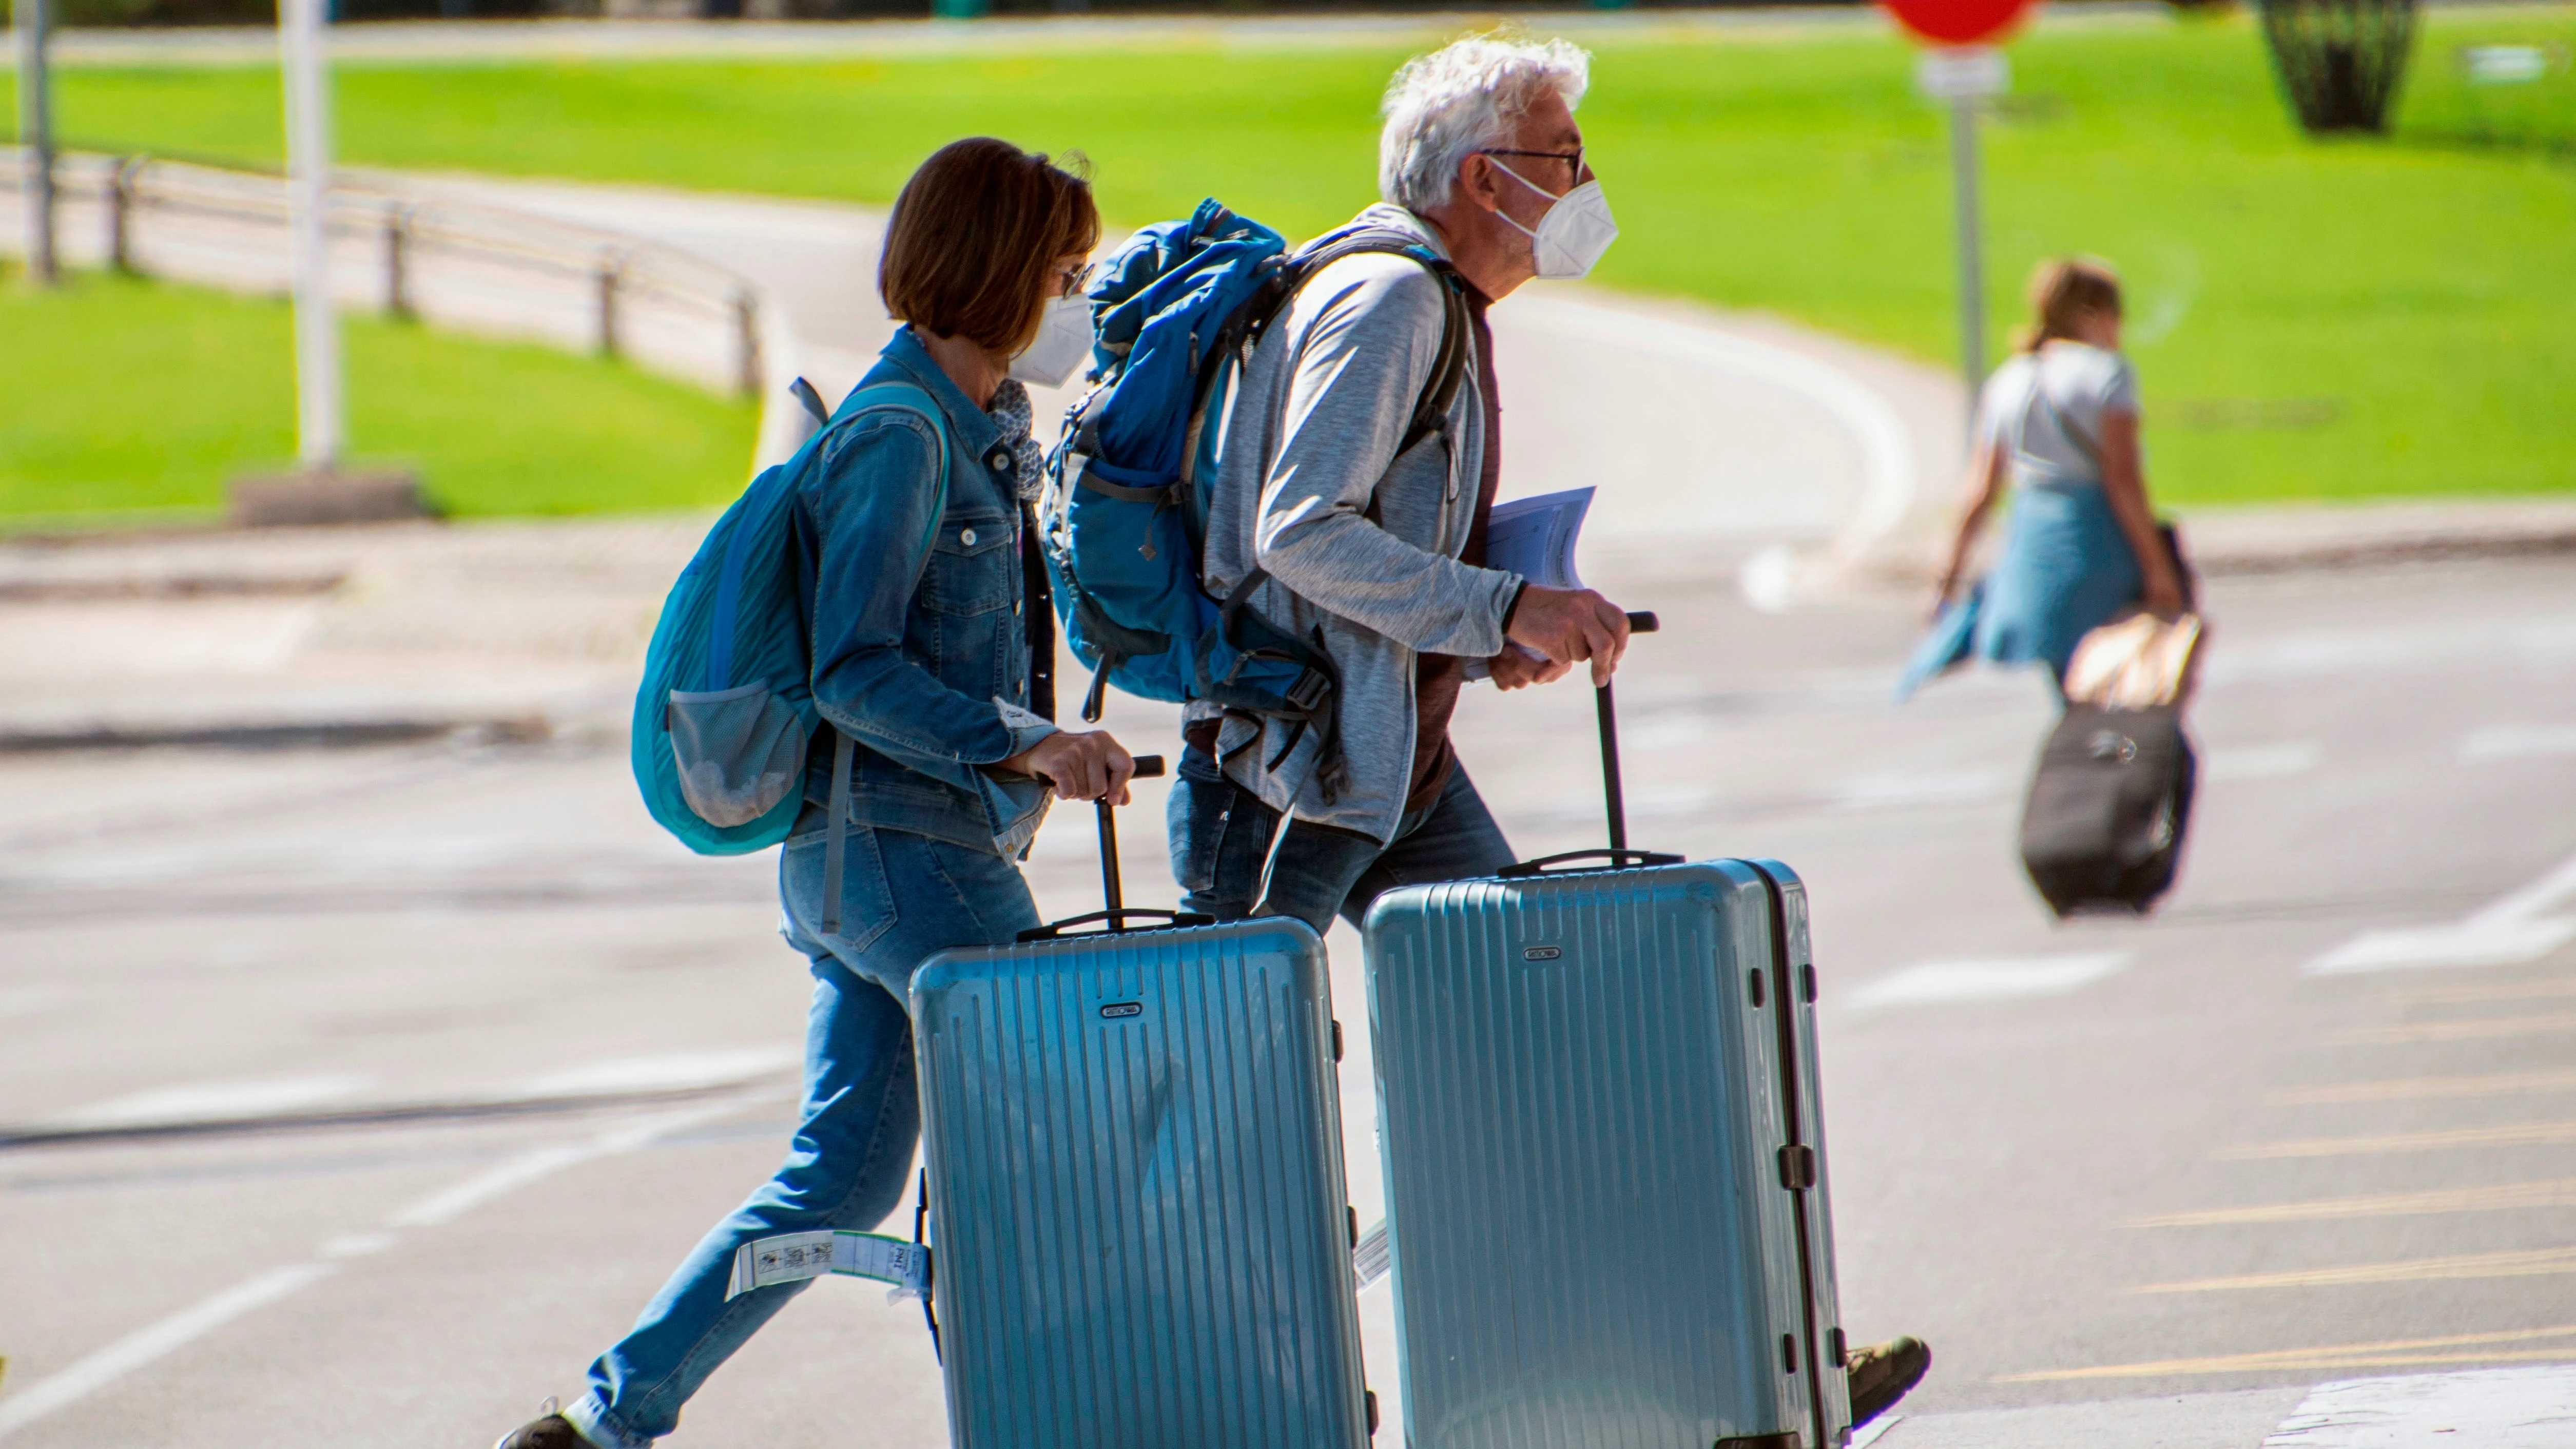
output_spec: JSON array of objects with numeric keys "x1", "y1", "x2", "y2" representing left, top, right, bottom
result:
[
  {"x1": 493, "y1": 1400, "x2": 588, "y2": 1449},
  {"x1": 1846, "y1": 1335, "x2": 1931, "y2": 1426}
]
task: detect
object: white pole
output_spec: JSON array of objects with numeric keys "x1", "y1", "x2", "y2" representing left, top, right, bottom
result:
[
  {"x1": 14, "y1": 0, "x2": 56, "y2": 286},
  {"x1": 280, "y1": 0, "x2": 340, "y2": 470},
  {"x1": 1917, "y1": 45, "x2": 2007, "y2": 431},
  {"x1": 1949, "y1": 93, "x2": 1985, "y2": 418}
]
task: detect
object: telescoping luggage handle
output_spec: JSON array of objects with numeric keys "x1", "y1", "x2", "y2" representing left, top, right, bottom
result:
[
  {"x1": 1016, "y1": 756, "x2": 1219, "y2": 942},
  {"x1": 1498, "y1": 611, "x2": 1684, "y2": 879}
]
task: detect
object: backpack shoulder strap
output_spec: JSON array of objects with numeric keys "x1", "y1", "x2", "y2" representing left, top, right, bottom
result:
[
  {"x1": 1271, "y1": 228, "x2": 1474, "y2": 455},
  {"x1": 807, "y1": 377, "x2": 951, "y2": 937}
]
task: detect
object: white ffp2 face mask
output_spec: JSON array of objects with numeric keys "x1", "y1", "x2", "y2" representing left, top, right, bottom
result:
[
  {"x1": 1490, "y1": 159, "x2": 1619, "y2": 281},
  {"x1": 1009, "y1": 293, "x2": 1093, "y2": 388}
]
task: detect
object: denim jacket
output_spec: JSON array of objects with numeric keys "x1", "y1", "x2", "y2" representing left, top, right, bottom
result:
[{"x1": 798, "y1": 327, "x2": 1059, "y2": 857}]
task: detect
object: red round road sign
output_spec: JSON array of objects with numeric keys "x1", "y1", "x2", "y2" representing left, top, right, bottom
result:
[{"x1": 1881, "y1": 0, "x2": 2032, "y2": 47}]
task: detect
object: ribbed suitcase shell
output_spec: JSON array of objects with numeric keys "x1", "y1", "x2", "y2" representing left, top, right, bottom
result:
[
  {"x1": 1363, "y1": 858, "x2": 1851, "y2": 1449},
  {"x1": 913, "y1": 917, "x2": 1371, "y2": 1449}
]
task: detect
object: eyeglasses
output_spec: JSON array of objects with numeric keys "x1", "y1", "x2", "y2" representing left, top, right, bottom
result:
[
  {"x1": 1056, "y1": 260, "x2": 1098, "y2": 298},
  {"x1": 1479, "y1": 147, "x2": 1587, "y2": 184}
]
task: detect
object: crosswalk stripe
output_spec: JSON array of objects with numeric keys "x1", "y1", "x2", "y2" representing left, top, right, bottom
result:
[
  {"x1": 2262, "y1": 1365, "x2": 2576, "y2": 1448},
  {"x1": 1999, "y1": 1322, "x2": 2576, "y2": 1381},
  {"x1": 2127, "y1": 1178, "x2": 2576, "y2": 1227},
  {"x1": 2327, "y1": 1011, "x2": 2576, "y2": 1045},
  {"x1": 2220, "y1": 1120, "x2": 2576, "y2": 1158},
  {"x1": 2135, "y1": 1246, "x2": 2576, "y2": 1293},
  {"x1": 2269, "y1": 1068, "x2": 2576, "y2": 1105}
]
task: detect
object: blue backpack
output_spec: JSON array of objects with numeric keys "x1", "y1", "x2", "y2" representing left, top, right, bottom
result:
[
  {"x1": 630, "y1": 378, "x2": 947, "y2": 931},
  {"x1": 1040, "y1": 200, "x2": 1469, "y2": 794}
]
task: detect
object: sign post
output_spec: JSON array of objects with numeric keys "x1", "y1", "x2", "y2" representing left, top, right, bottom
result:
[
  {"x1": 280, "y1": 0, "x2": 341, "y2": 471},
  {"x1": 1879, "y1": 0, "x2": 2031, "y2": 421},
  {"x1": 14, "y1": 0, "x2": 55, "y2": 286},
  {"x1": 1918, "y1": 46, "x2": 2010, "y2": 415}
]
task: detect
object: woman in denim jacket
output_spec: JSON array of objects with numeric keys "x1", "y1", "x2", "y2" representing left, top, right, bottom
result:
[{"x1": 500, "y1": 138, "x2": 1133, "y2": 1449}]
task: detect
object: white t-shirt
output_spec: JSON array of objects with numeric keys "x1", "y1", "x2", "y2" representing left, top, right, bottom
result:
[{"x1": 1977, "y1": 341, "x2": 2141, "y2": 486}]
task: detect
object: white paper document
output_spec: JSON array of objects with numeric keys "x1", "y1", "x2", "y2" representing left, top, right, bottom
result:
[
  {"x1": 1483, "y1": 487, "x2": 1592, "y2": 591},
  {"x1": 1467, "y1": 487, "x2": 1594, "y2": 682}
]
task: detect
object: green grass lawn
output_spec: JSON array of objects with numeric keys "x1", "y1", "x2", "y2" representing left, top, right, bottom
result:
[
  {"x1": 10, "y1": 6, "x2": 2576, "y2": 508},
  {"x1": 0, "y1": 267, "x2": 757, "y2": 521}
]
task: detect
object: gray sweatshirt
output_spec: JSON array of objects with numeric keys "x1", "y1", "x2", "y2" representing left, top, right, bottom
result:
[{"x1": 1191, "y1": 204, "x2": 1522, "y2": 843}]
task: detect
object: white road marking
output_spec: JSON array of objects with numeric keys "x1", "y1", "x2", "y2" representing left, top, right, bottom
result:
[
  {"x1": 0, "y1": 1264, "x2": 339, "y2": 1441},
  {"x1": 0, "y1": 985, "x2": 73, "y2": 1021},
  {"x1": 519, "y1": 1045, "x2": 801, "y2": 1099},
  {"x1": 0, "y1": 1092, "x2": 777, "y2": 1439},
  {"x1": 321, "y1": 1231, "x2": 400, "y2": 1258},
  {"x1": 55, "y1": 1073, "x2": 372, "y2": 1128},
  {"x1": 2308, "y1": 847, "x2": 2576, "y2": 975},
  {"x1": 1828, "y1": 769, "x2": 2011, "y2": 811},
  {"x1": 386, "y1": 1096, "x2": 752, "y2": 1228},
  {"x1": 391, "y1": 1139, "x2": 603, "y2": 1227},
  {"x1": 1849, "y1": 953, "x2": 2131, "y2": 1009},
  {"x1": 2206, "y1": 742, "x2": 2322, "y2": 782},
  {"x1": 1848, "y1": 1414, "x2": 1903, "y2": 1447},
  {"x1": 2464, "y1": 724, "x2": 2576, "y2": 761},
  {"x1": 2263, "y1": 1365, "x2": 2576, "y2": 1447}
]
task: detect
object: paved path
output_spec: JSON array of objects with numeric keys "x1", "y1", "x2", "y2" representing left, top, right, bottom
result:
[
  {"x1": 3, "y1": 152, "x2": 1964, "y2": 569},
  {"x1": 11, "y1": 123, "x2": 2576, "y2": 1449},
  {"x1": 5, "y1": 553, "x2": 2576, "y2": 1447},
  {"x1": 373, "y1": 170, "x2": 1964, "y2": 566}
]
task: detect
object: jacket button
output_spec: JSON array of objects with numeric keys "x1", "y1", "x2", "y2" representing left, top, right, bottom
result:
[
  {"x1": 989, "y1": 450, "x2": 1012, "y2": 472},
  {"x1": 959, "y1": 527, "x2": 978, "y2": 546}
]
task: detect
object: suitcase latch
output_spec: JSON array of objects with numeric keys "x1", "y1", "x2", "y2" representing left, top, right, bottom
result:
[{"x1": 1776, "y1": 1144, "x2": 1816, "y2": 1191}]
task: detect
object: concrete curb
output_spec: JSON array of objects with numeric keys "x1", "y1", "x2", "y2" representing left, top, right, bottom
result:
[
  {"x1": 1851, "y1": 498, "x2": 2576, "y2": 592},
  {"x1": 2178, "y1": 498, "x2": 2576, "y2": 576}
]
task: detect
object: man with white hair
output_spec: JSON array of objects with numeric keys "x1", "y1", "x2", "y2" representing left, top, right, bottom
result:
[
  {"x1": 1167, "y1": 32, "x2": 1931, "y2": 1426},
  {"x1": 1170, "y1": 32, "x2": 1626, "y2": 930}
]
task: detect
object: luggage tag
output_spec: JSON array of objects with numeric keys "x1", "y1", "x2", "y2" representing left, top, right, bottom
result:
[{"x1": 724, "y1": 1229, "x2": 932, "y2": 1305}]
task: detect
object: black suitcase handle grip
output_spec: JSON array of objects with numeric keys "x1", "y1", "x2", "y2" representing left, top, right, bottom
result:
[
  {"x1": 1129, "y1": 754, "x2": 1166, "y2": 779},
  {"x1": 1625, "y1": 611, "x2": 1659, "y2": 633},
  {"x1": 1018, "y1": 907, "x2": 1215, "y2": 943},
  {"x1": 1497, "y1": 847, "x2": 1684, "y2": 879}
]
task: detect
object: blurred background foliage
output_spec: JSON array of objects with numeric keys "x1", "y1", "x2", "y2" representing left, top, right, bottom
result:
[{"x1": 7, "y1": 6, "x2": 2572, "y2": 513}]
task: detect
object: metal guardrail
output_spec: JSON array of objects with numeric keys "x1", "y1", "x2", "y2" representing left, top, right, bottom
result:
[{"x1": 5, "y1": 147, "x2": 767, "y2": 397}]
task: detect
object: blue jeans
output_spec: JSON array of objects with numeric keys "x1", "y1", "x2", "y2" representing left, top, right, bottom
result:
[
  {"x1": 1167, "y1": 745, "x2": 1516, "y2": 933},
  {"x1": 566, "y1": 811, "x2": 1039, "y2": 1449}
]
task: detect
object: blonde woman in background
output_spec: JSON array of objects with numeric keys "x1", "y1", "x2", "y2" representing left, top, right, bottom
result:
[{"x1": 1899, "y1": 258, "x2": 2186, "y2": 700}]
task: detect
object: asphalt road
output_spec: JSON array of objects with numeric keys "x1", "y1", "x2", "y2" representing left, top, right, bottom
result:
[{"x1": 4, "y1": 550, "x2": 2573, "y2": 1446}]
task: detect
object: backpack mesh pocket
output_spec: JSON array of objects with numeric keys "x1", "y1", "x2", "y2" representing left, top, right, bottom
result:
[{"x1": 667, "y1": 682, "x2": 806, "y2": 827}]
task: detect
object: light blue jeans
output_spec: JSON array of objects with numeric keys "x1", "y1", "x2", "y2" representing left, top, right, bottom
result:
[{"x1": 566, "y1": 809, "x2": 1040, "y2": 1448}]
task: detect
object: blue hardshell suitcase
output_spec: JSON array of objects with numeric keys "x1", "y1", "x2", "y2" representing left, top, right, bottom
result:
[
  {"x1": 912, "y1": 760, "x2": 1373, "y2": 1449},
  {"x1": 1361, "y1": 616, "x2": 1854, "y2": 1449}
]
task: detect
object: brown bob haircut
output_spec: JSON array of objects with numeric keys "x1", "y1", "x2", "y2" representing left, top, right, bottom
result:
[
  {"x1": 2018, "y1": 256, "x2": 2122, "y2": 354},
  {"x1": 879, "y1": 138, "x2": 1101, "y2": 358}
]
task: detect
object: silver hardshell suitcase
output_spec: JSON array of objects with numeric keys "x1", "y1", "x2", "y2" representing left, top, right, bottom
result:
[
  {"x1": 1362, "y1": 615, "x2": 1853, "y2": 1449},
  {"x1": 912, "y1": 758, "x2": 1374, "y2": 1449}
]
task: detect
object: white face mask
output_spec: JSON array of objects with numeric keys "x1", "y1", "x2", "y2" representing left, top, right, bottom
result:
[
  {"x1": 1009, "y1": 293, "x2": 1092, "y2": 388},
  {"x1": 1489, "y1": 158, "x2": 1619, "y2": 281}
]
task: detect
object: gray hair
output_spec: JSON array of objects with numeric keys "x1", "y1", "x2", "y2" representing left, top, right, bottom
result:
[{"x1": 1379, "y1": 33, "x2": 1592, "y2": 212}]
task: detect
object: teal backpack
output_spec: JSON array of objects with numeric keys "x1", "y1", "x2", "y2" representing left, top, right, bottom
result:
[{"x1": 630, "y1": 378, "x2": 947, "y2": 932}]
